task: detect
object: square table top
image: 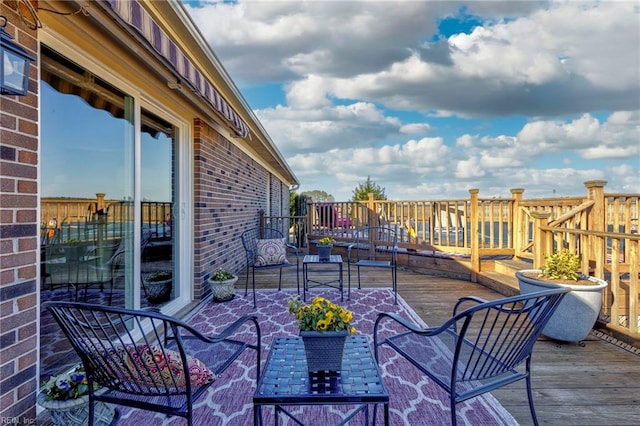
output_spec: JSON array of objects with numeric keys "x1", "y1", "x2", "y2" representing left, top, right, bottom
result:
[
  {"x1": 254, "y1": 336, "x2": 388, "y2": 405},
  {"x1": 303, "y1": 254, "x2": 343, "y2": 264}
]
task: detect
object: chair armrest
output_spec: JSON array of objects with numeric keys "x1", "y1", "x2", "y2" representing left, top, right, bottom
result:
[
  {"x1": 452, "y1": 296, "x2": 488, "y2": 316},
  {"x1": 374, "y1": 312, "x2": 451, "y2": 337},
  {"x1": 285, "y1": 243, "x2": 299, "y2": 257}
]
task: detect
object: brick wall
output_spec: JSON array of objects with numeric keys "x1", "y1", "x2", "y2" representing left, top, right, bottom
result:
[
  {"x1": 0, "y1": 2, "x2": 40, "y2": 422},
  {"x1": 193, "y1": 118, "x2": 277, "y2": 299}
]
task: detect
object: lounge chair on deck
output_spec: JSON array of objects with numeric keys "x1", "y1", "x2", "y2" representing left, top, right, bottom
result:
[
  {"x1": 373, "y1": 288, "x2": 570, "y2": 426},
  {"x1": 44, "y1": 301, "x2": 261, "y2": 426}
]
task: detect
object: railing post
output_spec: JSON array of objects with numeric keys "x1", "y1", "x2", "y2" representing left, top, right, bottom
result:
[
  {"x1": 367, "y1": 193, "x2": 375, "y2": 227},
  {"x1": 531, "y1": 211, "x2": 552, "y2": 268},
  {"x1": 306, "y1": 198, "x2": 314, "y2": 240},
  {"x1": 510, "y1": 188, "x2": 524, "y2": 259},
  {"x1": 585, "y1": 180, "x2": 608, "y2": 277},
  {"x1": 469, "y1": 189, "x2": 479, "y2": 282}
]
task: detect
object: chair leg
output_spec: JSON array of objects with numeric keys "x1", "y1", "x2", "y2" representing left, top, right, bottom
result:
[
  {"x1": 278, "y1": 268, "x2": 283, "y2": 291},
  {"x1": 392, "y1": 267, "x2": 397, "y2": 304},
  {"x1": 245, "y1": 265, "x2": 250, "y2": 296},
  {"x1": 252, "y1": 269, "x2": 257, "y2": 308},
  {"x1": 525, "y1": 359, "x2": 539, "y2": 426},
  {"x1": 450, "y1": 392, "x2": 457, "y2": 426},
  {"x1": 357, "y1": 266, "x2": 362, "y2": 289}
]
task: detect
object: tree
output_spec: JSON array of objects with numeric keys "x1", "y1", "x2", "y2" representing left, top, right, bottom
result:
[
  {"x1": 302, "y1": 190, "x2": 334, "y2": 203},
  {"x1": 351, "y1": 176, "x2": 387, "y2": 201}
]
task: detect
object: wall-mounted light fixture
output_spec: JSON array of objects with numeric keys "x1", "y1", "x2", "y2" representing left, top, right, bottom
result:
[{"x1": 1, "y1": 16, "x2": 35, "y2": 96}]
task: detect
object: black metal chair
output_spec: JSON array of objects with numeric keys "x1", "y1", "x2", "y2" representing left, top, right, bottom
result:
[
  {"x1": 241, "y1": 227, "x2": 300, "y2": 307},
  {"x1": 347, "y1": 226, "x2": 398, "y2": 303},
  {"x1": 44, "y1": 301, "x2": 261, "y2": 426},
  {"x1": 373, "y1": 288, "x2": 570, "y2": 426}
]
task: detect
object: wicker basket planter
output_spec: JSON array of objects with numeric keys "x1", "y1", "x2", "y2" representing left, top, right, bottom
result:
[
  {"x1": 208, "y1": 275, "x2": 238, "y2": 302},
  {"x1": 37, "y1": 393, "x2": 117, "y2": 426},
  {"x1": 300, "y1": 330, "x2": 348, "y2": 372},
  {"x1": 142, "y1": 271, "x2": 172, "y2": 303}
]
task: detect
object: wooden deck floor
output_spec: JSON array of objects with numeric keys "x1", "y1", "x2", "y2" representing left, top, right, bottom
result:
[{"x1": 243, "y1": 263, "x2": 640, "y2": 426}]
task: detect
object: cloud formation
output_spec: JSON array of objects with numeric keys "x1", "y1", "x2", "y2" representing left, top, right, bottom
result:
[{"x1": 186, "y1": 0, "x2": 640, "y2": 199}]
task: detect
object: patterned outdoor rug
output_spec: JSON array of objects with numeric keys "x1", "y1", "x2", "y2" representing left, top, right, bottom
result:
[{"x1": 117, "y1": 288, "x2": 519, "y2": 425}]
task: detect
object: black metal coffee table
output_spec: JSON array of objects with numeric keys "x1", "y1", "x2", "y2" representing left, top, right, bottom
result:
[{"x1": 253, "y1": 336, "x2": 389, "y2": 425}]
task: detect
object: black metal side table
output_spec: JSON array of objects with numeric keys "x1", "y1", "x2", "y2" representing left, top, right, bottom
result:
[
  {"x1": 302, "y1": 254, "x2": 344, "y2": 301},
  {"x1": 253, "y1": 336, "x2": 389, "y2": 425}
]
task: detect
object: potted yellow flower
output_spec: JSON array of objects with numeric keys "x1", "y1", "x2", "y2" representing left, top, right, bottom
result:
[
  {"x1": 316, "y1": 236, "x2": 335, "y2": 261},
  {"x1": 288, "y1": 296, "x2": 356, "y2": 372}
]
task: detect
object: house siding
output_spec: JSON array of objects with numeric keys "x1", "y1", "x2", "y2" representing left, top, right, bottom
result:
[{"x1": 0, "y1": 3, "x2": 40, "y2": 422}]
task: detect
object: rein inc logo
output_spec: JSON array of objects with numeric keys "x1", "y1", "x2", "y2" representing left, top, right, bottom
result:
[{"x1": 0, "y1": 417, "x2": 35, "y2": 424}]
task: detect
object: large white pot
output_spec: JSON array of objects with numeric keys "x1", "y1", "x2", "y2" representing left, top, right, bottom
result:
[
  {"x1": 208, "y1": 275, "x2": 238, "y2": 302},
  {"x1": 516, "y1": 269, "x2": 608, "y2": 342}
]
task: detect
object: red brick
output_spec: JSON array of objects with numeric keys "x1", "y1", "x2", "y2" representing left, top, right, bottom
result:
[
  {"x1": 0, "y1": 194, "x2": 37, "y2": 207},
  {"x1": 0, "y1": 113, "x2": 17, "y2": 129},
  {"x1": 18, "y1": 118, "x2": 38, "y2": 136},
  {"x1": 0, "y1": 178, "x2": 15, "y2": 192},
  {"x1": 17, "y1": 265, "x2": 36, "y2": 280},
  {"x1": 0, "y1": 162, "x2": 37, "y2": 180},
  {"x1": 0, "y1": 210, "x2": 14, "y2": 223},
  {"x1": 0, "y1": 252, "x2": 36, "y2": 269},
  {"x1": 17, "y1": 238, "x2": 36, "y2": 251},
  {"x1": 16, "y1": 210, "x2": 36, "y2": 222},
  {"x1": 18, "y1": 319, "x2": 37, "y2": 339},
  {"x1": 17, "y1": 151, "x2": 37, "y2": 165}
]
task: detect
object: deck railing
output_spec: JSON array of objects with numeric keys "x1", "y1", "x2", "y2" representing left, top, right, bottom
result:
[{"x1": 299, "y1": 180, "x2": 638, "y2": 340}]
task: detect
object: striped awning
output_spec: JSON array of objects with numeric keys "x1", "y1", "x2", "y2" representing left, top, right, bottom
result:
[{"x1": 106, "y1": 0, "x2": 250, "y2": 138}]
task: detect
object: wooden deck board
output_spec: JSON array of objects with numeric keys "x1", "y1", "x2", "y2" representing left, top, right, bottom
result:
[
  {"x1": 37, "y1": 261, "x2": 640, "y2": 425},
  {"x1": 246, "y1": 261, "x2": 640, "y2": 425}
]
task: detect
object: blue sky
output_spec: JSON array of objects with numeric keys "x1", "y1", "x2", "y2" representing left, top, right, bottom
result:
[{"x1": 184, "y1": 0, "x2": 639, "y2": 201}]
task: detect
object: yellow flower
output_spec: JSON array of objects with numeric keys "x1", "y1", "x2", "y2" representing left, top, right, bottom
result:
[{"x1": 287, "y1": 296, "x2": 355, "y2": 334}]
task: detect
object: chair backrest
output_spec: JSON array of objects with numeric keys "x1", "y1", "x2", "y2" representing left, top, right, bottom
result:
[
  {"x1": 351, "y1": 226, "x2": 398, "y2": 263},
  {"x1": 449, "y1": 288, "x2": 570, "y2": 383},
  {"x1": 43, "y1": 301, "x2": 215, "y2": 397},
  {"x1": 241, "y1": 227, "x2": 285, "y2": 262}
]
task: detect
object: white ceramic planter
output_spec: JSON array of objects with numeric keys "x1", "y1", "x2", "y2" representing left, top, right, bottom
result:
[
  {"x1": 208, "y1": 275, "x2": 238, "y2": 302},
  {"x1": 37, "y1": 393, "x2": 115, "y2": 426},
  {"x1": 516, "y1": 269, "x2": 608, "y2": 342}
]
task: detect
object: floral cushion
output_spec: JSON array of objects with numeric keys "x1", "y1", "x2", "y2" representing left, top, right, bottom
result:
[
  {"x1": 87, "y1": 340, "x2": 217, "y2": 390},
  {"x1": 255, "y1": 238, "x2": 289, "y2": 266},
  {"x1": 121, "y1": 344, "x2": 216, "y2": 388}
]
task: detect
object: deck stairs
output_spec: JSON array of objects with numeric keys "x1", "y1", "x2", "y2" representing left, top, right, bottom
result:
[{"x1": 476, "y1": 259, "x2": 532, "y2": 297}]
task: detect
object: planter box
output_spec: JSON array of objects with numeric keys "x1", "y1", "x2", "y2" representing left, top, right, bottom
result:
[{"x1": 516, "y1": 269, "x2": 607, "y2": 342}]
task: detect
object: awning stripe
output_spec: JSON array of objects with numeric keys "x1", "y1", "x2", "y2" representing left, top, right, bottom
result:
[{"x1": 106, "y1": 0, "x2": 250, "y2": 138}]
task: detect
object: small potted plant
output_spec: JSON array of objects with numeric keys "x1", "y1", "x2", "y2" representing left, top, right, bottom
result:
[
  {"x1": 516, "y1": 249, "x2": 608, "y2": 342},
  {"x1": 38, "y1": 366, "x2": 116, "y2": 426},
  {"x1": 316, "y1": 236, "x2": 335, "y2": 261},
  {"x1": 208, "y1": 267, "x2": 238, "y2": 302},
  {"x1": 142, "y1": 270, "x2": 172, "y2": 303},
  {"x1": 288, "y1": 296, "x2": 356, "y2": 372}
]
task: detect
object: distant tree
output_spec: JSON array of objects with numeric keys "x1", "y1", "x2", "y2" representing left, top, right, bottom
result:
[
  {"x1": 302, "y1": 190, "x2": 334, "y2": 203},
  {"x1": 351, "y1": 176, "x2": 387, "y2": 201},
  {"x1": 290, "y1": 192, "x2": 308, "y2": 217}
]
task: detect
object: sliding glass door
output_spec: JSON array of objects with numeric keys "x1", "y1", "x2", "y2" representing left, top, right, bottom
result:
[{"x1": 39, "y1": 45, "x2": 184, "y2": 378}]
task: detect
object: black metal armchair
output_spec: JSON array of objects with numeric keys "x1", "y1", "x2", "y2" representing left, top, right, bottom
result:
[
  {"x1": 241, "y1": 227, "x2": 300, "y2": 307},
  {"x1": 373, "y1": 288, "x2": 570, "y2": 426},
  {"x1": 44, "y1": 301, "x2": 261, "y2": 426},
  {"x1": 347, "y1": 226, "x2": 398, "y2": 303}
]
